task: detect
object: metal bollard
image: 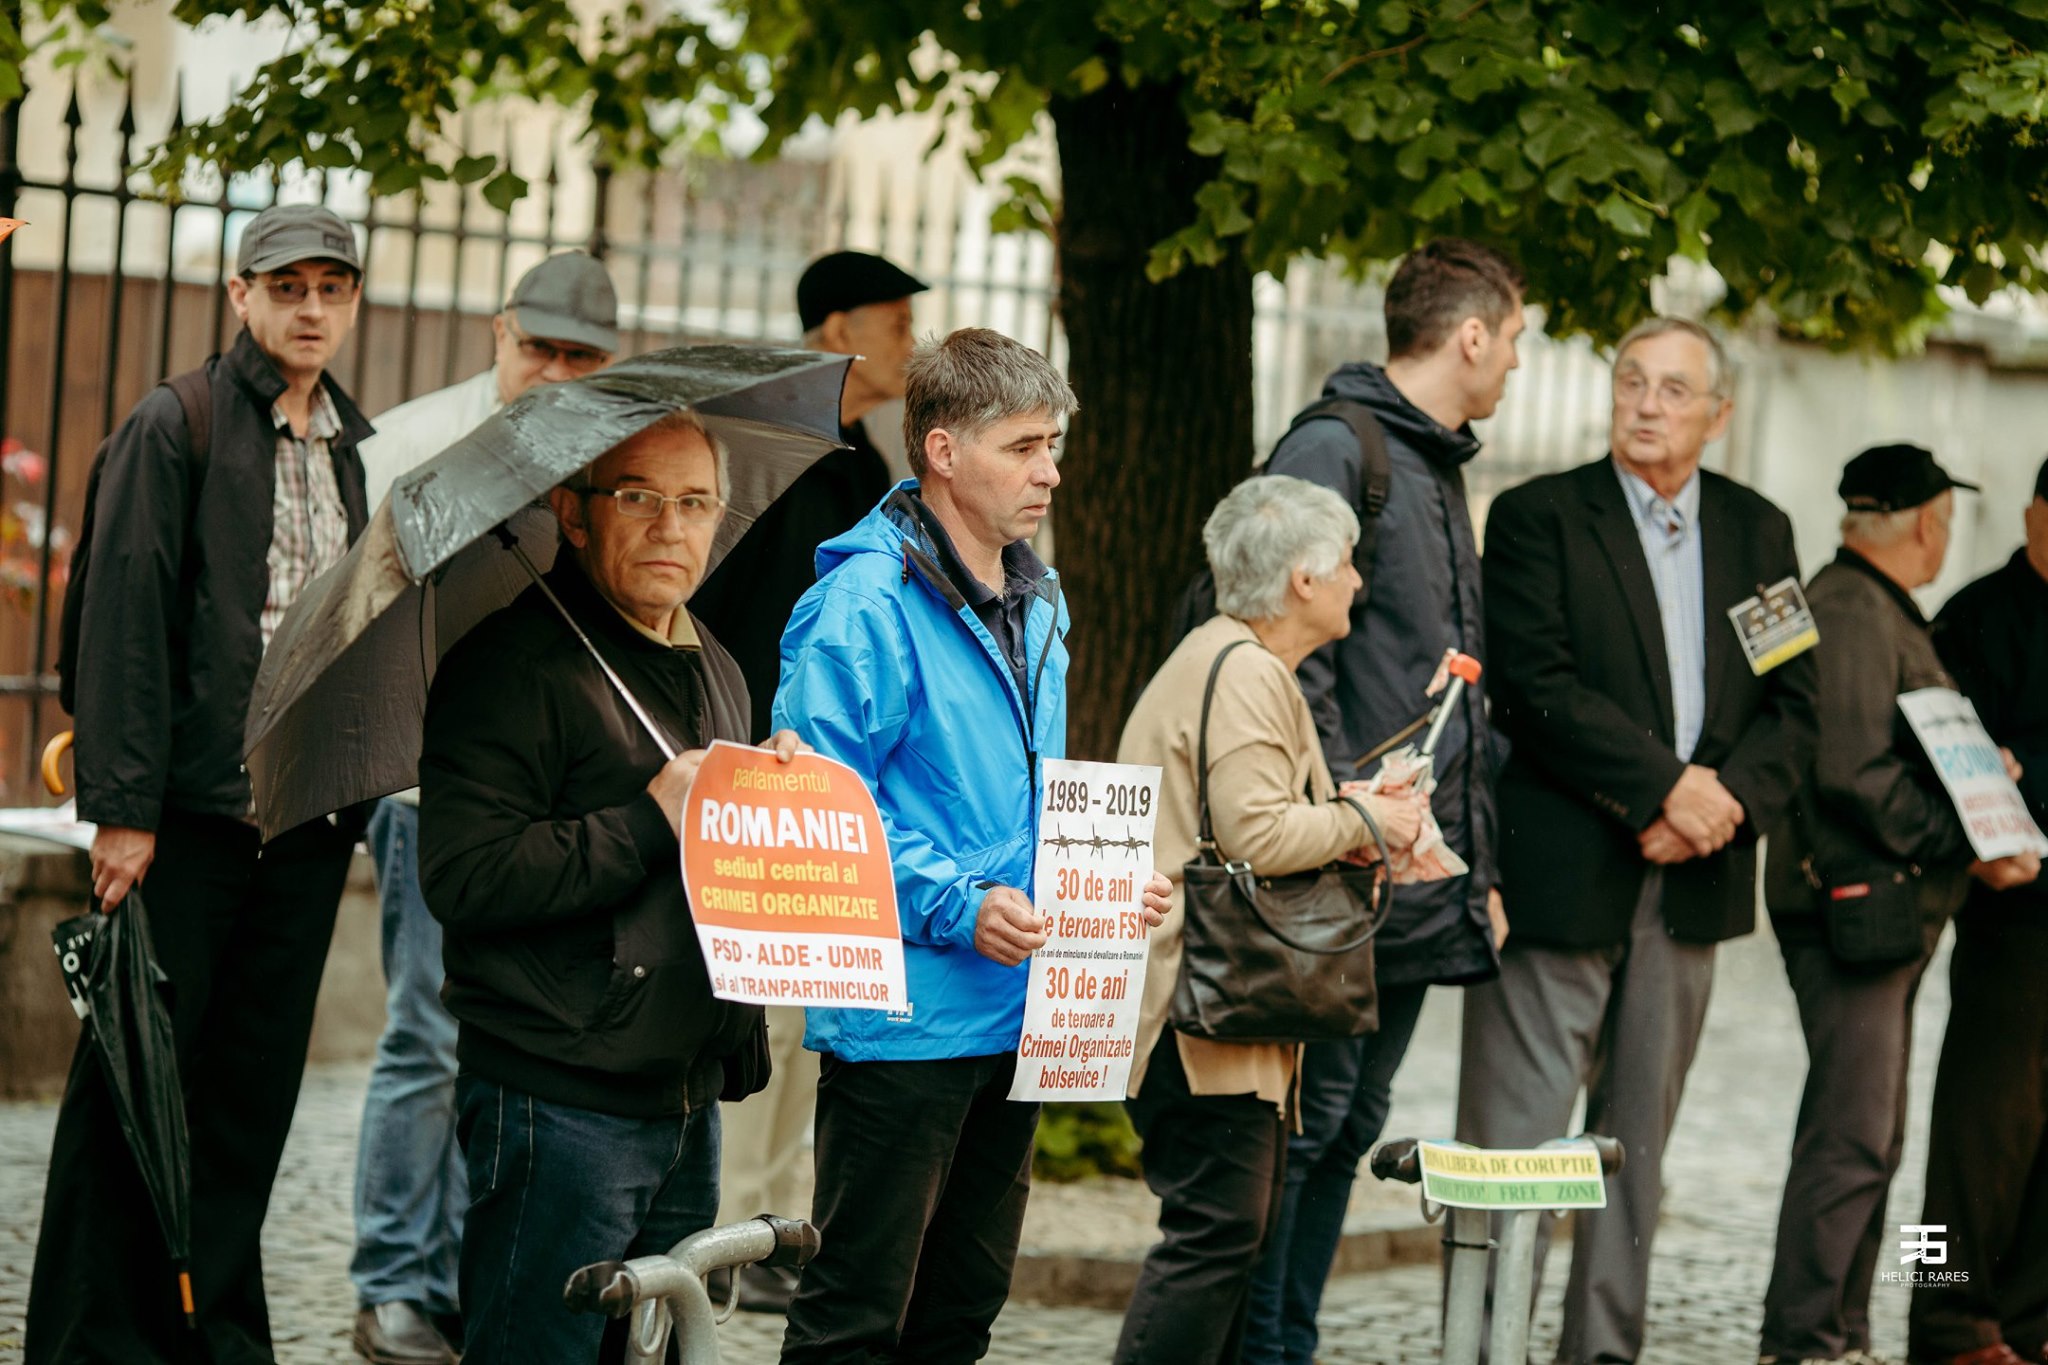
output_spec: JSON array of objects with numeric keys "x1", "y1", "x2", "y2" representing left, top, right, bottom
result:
[
  {"x1": 1372, "y1": 1134, "x2": 1624, "y2": 1365},
  {"x1": 1440, "y1": 1205, "x2": 1492, "y2": 1365}
]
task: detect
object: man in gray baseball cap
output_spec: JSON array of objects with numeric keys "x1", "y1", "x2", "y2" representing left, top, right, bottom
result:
[
  {"x1": 27, "y1": 197, "x2": 376, "y2": 1362},
  {"x1": 344, "y1": 248, "x2": 620, "y2": 1365},
  {"x1": 237, "y1": 200, "x2": 364, "y2": 275}
]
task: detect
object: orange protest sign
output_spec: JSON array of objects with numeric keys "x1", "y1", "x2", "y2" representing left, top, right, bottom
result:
[
  {"x1": 0, "y1": 219, "x2": 26, "y2": 244},
  {"x1": 681, "y1": 739, "x2": 906, "y2": 1010}
]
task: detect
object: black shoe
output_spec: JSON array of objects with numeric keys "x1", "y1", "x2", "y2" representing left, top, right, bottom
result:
[
  {"x1": 353, "y1": 1301, "x2": 459, "y2": 1365},
  {"x1": 735, "y1": 1262, "x2": 800, "y2": 1314}
]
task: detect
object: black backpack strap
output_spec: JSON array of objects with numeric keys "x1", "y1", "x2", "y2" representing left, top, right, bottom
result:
[
  {"x1": 1194, "y1": 638, "x2": 1254, "y2": 862},
  {"x1": 1283, "y1": 397, "x2": 1391, "y2": 599},
  {"x1": 163, "y1": 366, "x2": 213, "y2": 480}
]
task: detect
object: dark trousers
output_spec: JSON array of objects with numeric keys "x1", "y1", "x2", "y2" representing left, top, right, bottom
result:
[
  {"x1": 1759, "y1": 930, "x2": 1936, "y2": 1359},
  {"x1": 780, "y1": 1053, "x2": 1039, "y2": 1365},
  {"x1": 1244, "y1": 980, "x2": 1430, "y2": 1365},
  {"x1": 1115, "y1": 1035, "x2": 1288, "y2": 1365},
  {"x1": 1910, "y1": 910, "x2": 2048, "y2": 1359},
  {"x1": 25, "y1": 810, "x2": 356, "y2": 1365},
  {"x1": 454, "y1": 1075, "x2": 721, "y2": 1365}
]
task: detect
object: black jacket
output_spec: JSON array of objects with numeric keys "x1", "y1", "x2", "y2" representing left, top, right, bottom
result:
[
  {"x1": 1265, "y1": 362, "x2": 1499, "y2": 987},
  {"x1": 1763, "y1": 550, "x2": 1973, "y2": 928},
  {"x1": 73, "y1": 329, "x2": 372, "y2": 830},
  {"x1": 418, "y1": 555, "x2": 765, "y2": 1118},
  {"x1": 690, "y1": 420, "x2": 892, "y2": 739},
  {"x1": 1935, "y1": 548, "x2": 2048, "y2": 918},
  {"x1": 1483, "y1": 458, "x2": 1819, "y2": 948}
]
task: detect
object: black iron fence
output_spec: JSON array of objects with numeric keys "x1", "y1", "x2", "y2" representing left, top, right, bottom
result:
[
  {"x1": 0, "y1": 72, "x2": 1070, "y2": 800},
  {"x1": 0, "y1": 69, "x2": 1612, "y2": 803}
]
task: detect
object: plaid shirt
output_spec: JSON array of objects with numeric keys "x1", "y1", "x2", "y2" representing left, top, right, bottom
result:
[{"x1": 260, "y1": 385, "x2": 350, "y2": 649}]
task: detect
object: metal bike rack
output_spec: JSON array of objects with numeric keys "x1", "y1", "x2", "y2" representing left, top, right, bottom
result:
[
  {"x1": 564, "y1": 1213, "x2": 820, "y2": 1365},
  {"x1": 1372, "y1": 1134, "x2": 1625, "y2": 1365}
]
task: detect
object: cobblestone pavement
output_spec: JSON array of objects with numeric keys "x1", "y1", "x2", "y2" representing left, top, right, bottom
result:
[{"x1": 1, "y1": 922, "x2": 1951, "y2": 1364}]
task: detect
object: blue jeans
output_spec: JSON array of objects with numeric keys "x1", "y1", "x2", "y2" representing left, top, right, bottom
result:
[
  {"x1": 1242, "y1": 981, "x2": 1431, "y2": 1365},
  {"x1": 351, "y1": 799, "x2": 465, "y2": 1314},
  {"x1": 455, "y1": 1075, "x2": 723, "y2": 1365}
]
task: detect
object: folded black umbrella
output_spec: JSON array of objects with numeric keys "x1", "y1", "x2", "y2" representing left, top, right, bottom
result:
[
  {"x1": 242, "y1": 344, "x2": 850, "y2": 841},
  {"x1": 52, "y1": 892, "x2": 194, "y2": 1326}
]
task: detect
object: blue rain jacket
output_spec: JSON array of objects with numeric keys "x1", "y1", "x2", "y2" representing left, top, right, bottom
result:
[{"x1": 772, "y1": 484, "x2": 1067, "y2": 1062}]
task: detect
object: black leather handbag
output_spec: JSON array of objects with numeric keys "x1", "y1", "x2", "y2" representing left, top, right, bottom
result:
[{"x1": 1169, "y1": 639, "x2": 1394, "y2": 1045}]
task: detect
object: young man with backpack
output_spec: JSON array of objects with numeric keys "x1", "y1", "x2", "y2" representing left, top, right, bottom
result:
[
  {"x1": 27, "y1": 202, "x2": 375, "y2": 1365},
  {"x1": 1243, "y1": 238, "x2": 1525, "y2": 1365}
]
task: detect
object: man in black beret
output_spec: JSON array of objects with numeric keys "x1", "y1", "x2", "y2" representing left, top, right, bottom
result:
[
  {"x1": 1911, "y1": 454, "x2": 2048, "y2": 1365},
  {"x1": 1759, "y1": 443, "x2": 2038, "y2": 1365},
  {"x1": 689, "y1": 249, "x2": 928, "y2": 1310}
]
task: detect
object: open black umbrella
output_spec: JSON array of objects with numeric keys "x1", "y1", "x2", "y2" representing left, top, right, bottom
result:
[
  {"x1": 53, "y1": 891, "x2": 195, "y2": 1326},
  {"x1": 243, "y1": 343, "x2": 850, "y2": 841}
]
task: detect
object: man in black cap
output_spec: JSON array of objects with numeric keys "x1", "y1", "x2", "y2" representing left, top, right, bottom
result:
[
  {"x1": 27, "y1": 201, "x2": 375, "y2": 1365},
  {"x1": 693, "y1": 247, "x2": 929, "y2": 730},
  {"x1": 690, "y1": 247, "x2": 927, "y2": 1311},
  {"x1": 1759, "y1": 444, "x2": 2038, "y2": 1365},
  {"x1": 1910, "y1": 454, "x2": 2048, "y2": 1365},
  {"x1": 347, "y1": 250, "x2": 619, "y2": 1365}
]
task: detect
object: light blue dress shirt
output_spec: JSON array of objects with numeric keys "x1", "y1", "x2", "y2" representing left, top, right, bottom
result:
[{"x1": 1614, "y1": 460, "x2": 1707, "y2": 762}]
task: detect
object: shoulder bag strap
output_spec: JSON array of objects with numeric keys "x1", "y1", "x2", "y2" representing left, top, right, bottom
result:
[{"x1": 1194, "y1": 638, "x2": 1253, "y2": 862}]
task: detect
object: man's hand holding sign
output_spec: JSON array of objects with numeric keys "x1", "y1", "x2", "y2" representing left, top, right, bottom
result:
[{"x1": 1898, "y1": 688, "x2": 2048, "y2": 893}]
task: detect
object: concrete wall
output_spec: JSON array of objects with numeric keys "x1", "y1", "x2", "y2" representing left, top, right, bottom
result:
[{"x1": 1735, "y1": 336, "x2": 2044, "y2": 609}]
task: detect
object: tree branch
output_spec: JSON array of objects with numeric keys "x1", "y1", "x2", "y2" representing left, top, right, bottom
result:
[{"x1": 1322, "y1": 0, "x2": 1492, "y2": 86}]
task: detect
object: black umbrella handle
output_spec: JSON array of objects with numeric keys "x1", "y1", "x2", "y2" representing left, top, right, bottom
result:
[{"x1": 496, "y1": 529, "x2": 681, "y2": 762}]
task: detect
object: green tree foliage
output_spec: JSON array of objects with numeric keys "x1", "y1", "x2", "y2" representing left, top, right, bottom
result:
[
  {"x1": 12, "y1": 1, "x2": 2048, "y2": 755},
  {"x1": 1033, "y1": 1100, "x2": 1143, "y2": 1182},
  {"x1": 15, "y1": 1, "x2": 2047, "y2": 349}
]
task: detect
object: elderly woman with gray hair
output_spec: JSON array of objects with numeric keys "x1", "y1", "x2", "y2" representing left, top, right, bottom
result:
[{"x1": 1112, "y1": 475, "x2": 1425, "y2": 1365}]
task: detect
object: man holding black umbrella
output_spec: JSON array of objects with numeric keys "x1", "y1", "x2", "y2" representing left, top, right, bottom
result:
[
  {"x1": 417, "y1": 408, "x2": 803, "y2": 1363},
  {"x1": 26, "y1": 202, "x2": 374, "y2": 1365}
]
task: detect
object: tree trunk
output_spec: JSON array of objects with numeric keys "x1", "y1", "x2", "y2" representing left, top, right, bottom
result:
[{"x1": 1050, "y1": 79, "x2": 1256, "y2": 761}]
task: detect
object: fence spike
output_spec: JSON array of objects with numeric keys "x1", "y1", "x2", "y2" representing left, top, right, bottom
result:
[
  {"x1": 62, "y1": 82, "x2": 83, "y2": 130},
  {"x1": 169, "y1": 72, "x2": 186, "y2": 133}
]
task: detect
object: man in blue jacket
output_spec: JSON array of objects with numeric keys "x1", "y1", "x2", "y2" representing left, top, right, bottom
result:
[{"x1": 774, "y1": 327, "x2": 1167, "y2": 1364}]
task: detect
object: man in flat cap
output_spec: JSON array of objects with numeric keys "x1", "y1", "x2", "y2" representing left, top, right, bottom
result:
[
  {"x1": 346, "y1": 250, "x2": 619, "y2": 1365},
  {"x1": 691, "y1": 247, "x2": 928, "y2": 1311},
  {"x1": 1759, "y1": 444, "x2": 2037, "y2": 1365},
  {"x1": 1912, "y1": 454, "x2": 2048, "y2": 1365},
  {"x1": 28, "y1": 202, "x2": 375, "y2": 1364}
]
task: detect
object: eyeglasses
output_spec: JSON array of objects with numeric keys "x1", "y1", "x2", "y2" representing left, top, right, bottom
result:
[
  {"x1": 257, "y1": 276, "x2": 359, "y2": 306},
  {"x1": 1614, "y1": 372, "x2": 1715, "y2": 409},
  {"x1": 508, "y1": 322, "x2": 609, "y2": 372},
  {"x1": 587, "y1": 487, "x2": 724, "y2": 522}
]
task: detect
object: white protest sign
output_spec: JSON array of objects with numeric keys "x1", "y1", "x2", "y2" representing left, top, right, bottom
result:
[
  {"x1": 1897, "y1": 687, "x2": 2048, "y2": 861},
  {"x1": 1009, "y1": 758, "x2": 1163, "y2": 1103}
]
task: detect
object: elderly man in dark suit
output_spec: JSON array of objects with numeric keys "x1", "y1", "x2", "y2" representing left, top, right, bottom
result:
[{"x1": 1463, "y1": 317, "x2": 1819, "y2": 1365}]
